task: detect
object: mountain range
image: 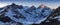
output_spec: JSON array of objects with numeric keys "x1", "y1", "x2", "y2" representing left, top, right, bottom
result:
[
  {"x1": 0, "y1": 3, "x2": 59, "y2": 25},
  {"x1": 31, "y1": 6, "x2": 60, "y2": 25}
]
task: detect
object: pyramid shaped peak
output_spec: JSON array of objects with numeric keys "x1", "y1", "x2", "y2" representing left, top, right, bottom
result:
[
  {"x1": 40, "y1": 3, "x2": 45, "y2": 8},
  {"x1": 31, "y1": 6, "x2": 36, "y2": 8},
  {"x1": 10, "y1": 3, "x2": 19, "y2": 7},
  {"x1": 11, "y1": 3, "x2": 16, "y2": 6},
  {"x1": 40, "y1": 3, "x2": 44, "y2": 6}
]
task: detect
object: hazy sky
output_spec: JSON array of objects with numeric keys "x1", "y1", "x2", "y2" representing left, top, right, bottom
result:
[{"x1": 0, "y1": 0, "x2": 60, "y2": 9}]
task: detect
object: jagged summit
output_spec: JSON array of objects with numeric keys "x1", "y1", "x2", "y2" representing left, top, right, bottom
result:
[
  {"x1": 9, "y1": 3, "x2": 23, "y2": 9},
  {"x1": 38, "y1": 4, "x2": 45, "y2": 8},
  {"x1": 40, "y1": 4, "x2": 45, "y2": 8},
  {"x1": 11, "y1": 3, "x2": 16, "y2": 6},
  {"x1": 26, "y1": 6, "x2": 36, "y2": 12},
  {"x1": 10, "y1": 3, "x2": 19, "y2": 7},
  {"x1": 30, "y1": 6, "x2": 36, "y2": 9},
  {"x1": 19, "y1": 5, "x2": 23, "y2": 9}
]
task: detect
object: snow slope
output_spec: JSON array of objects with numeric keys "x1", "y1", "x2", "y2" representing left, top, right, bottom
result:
[{"x1": 0, "y1": 3, "x2": 52, "y2": 25}]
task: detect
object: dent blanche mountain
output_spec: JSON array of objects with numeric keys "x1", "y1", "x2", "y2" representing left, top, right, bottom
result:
[{"x1": 0, "y1": 3, "x2": 52, "y2": 25}]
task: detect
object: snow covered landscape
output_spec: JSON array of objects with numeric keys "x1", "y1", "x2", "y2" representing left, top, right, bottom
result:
[{"x1": 0, "y1": 3, "x2": 60, "y2": 25}]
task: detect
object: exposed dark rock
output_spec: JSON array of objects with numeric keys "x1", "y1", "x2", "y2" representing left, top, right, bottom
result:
[
  {"x1": 27, "y1": 6, "x2": 36, "y2": 12},
  {"x1": 25, "y1": 11, "x2": 32, "y2": 15},
  {"x1": 13, "y1": 15, "x2": 26, "y2": 19},
  {"x1": 19, "y1": 5, "x2": 23, "y2": 9},
  {"x1": 0, "y1": 16, "x2": 14, "y2": 23},
  {"x1": 11, "y1": 22, "x2": 23, "y2": 25}
]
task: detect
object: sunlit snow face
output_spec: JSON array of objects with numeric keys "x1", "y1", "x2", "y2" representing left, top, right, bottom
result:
[{"x1": 40, "y1": 4, "x2": 45, "y2": 8}]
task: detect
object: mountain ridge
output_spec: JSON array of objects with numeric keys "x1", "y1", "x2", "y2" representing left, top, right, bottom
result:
[
  {"x1": 0, "y1": 3, "x2": 52, "y2": 25},
  {"x1": 31, "y1": 6, "x2": 60, "y2": 25}
]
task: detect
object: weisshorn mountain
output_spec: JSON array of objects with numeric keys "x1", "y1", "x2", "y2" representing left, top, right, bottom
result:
[{"x1": 0, "y1": 3, "x2": 52, "y2": 25}]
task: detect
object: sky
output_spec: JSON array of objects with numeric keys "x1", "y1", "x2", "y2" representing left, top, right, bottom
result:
[{"x1": 0, "y1": 0, "x2": 60, "y2": 9}]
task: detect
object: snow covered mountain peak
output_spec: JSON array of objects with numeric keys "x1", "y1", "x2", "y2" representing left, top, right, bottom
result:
[
  {"x1": 35, "y1": 6, "x2": 60, "y2": 25},
  {"x1": 5, "y1": 3, "x2": 23, "y2": 9},
  {"x1": 30, "y1": 6, "x2": 36, "y2": 8},
  {"x1": 0, "y1": 3, "x2": 53, "y2": 25},
  {"x1": 38, "y1": 4, "x2": 50, "y2": 9},
  {"x1": 11, "y1": 3, "x2": 17, "y2": 6},
  {"x1": 39, "y1": 4, "x2": 45, "y2": 8}
]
